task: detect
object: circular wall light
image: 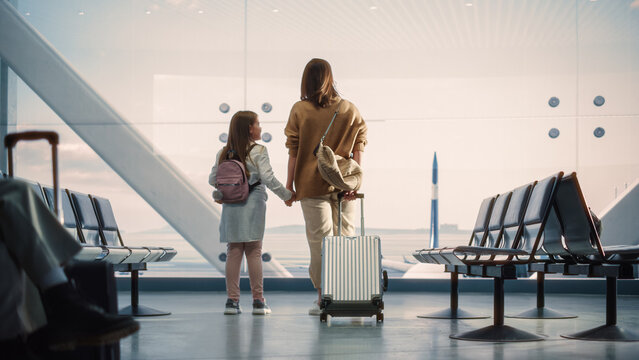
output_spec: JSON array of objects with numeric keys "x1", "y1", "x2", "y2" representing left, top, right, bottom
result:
[
  {"x1": 593, "y1": 96, "x2": 605, "y2": 107},
  {"x1": 219, "y1": 103, "x2": 230, "y2": 113},
  {"x1": 593, "y1": 127, "x2": 605, "y2": 138},
  {"x1": 261, "y1": 102, "x2": 273, "y2": 113},
  {"x1": 219, "y1": 253, "x2": 227, "y2": 262},
  {"x1": 261, "y1": 132, "x2": 272, "y2": 143},
  {"x1": 548, "y1": 97, "x2": 560, "y2": 108},
  {"x1": 548, "y1": 128, "x2": 560, "y2": 139},
  {"x1": 219, "y1": 133, "x2": 228, "y2": 143}
]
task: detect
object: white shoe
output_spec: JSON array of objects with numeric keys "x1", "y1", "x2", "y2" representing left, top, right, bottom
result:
[
  {"x1": 252, "y1": 299, "x2": 271, "y2": 315},
  {"x1": 308, "y1": 301, "x2": 321, "y2": 316},
  {"x1": 224, "y1": 299, "x2": 242, "y2": 315}
]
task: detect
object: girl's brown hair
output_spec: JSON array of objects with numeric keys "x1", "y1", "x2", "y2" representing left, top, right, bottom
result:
[
  {"x1": 220, "y1": 111, "x2": 257, "y2": 174},
  {"x1": 300, "y1": 58, "x2": 339, "y2": 108}
]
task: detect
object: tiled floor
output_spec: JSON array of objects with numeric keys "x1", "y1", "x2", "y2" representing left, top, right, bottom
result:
[{"x1": 118, "y1": 291, "x2": 639, "y2": 359}]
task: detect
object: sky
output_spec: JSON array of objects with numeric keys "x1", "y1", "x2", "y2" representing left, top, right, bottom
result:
[{"x1": 7, "y1": 0, "x2": 639, "y2": 234}]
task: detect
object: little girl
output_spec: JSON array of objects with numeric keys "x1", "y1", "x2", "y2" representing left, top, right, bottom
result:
[{"x1": 209, "y1": 110, "x2": 294, "y2": 315}]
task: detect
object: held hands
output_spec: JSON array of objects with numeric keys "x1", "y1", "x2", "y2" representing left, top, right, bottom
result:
[{"x1": 284, "y1": 190, "x2": 296, "y2": 207}]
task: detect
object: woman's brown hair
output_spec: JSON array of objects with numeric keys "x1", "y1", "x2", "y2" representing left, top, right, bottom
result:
[
  {"x1": 300, "y1": 58, "x2": 339, "y2": 108},
  {"x1": 220, "y1": 111, "x2": 257, "y2": 174}
]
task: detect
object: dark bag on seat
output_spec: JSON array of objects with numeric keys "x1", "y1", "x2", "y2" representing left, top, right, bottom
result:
[{"x1": 65, "y1": 261, "x2": 120, "y2": 360}]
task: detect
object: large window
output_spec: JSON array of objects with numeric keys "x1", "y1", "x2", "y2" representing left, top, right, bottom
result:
[{"x1": 8, "y1": 0, "x2": 639, "y2": 278}]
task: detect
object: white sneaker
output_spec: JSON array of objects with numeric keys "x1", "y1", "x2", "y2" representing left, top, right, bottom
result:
[
  {"x1": 252, "y1": 299, "x2": 271, "y2": 315},
  {"x1": 308, "y1": 301, "x2": 321, "y2": 316},
  {"x1": 224, "y1": 299, "x2": 242, "y2": 315}
]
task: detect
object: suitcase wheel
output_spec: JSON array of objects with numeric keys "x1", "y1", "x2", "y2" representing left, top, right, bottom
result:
[
  {"x1": 376, "y1": 312, "x2": 384, "y2": 322},
  {"x1": 320, "y1": 312, "x2": 328, "y2": 322}
]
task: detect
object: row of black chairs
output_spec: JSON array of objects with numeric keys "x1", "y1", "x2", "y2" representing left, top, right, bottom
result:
[
  {"x1": 5, "y1": 172, "x2": 177, "y2": 317},
  {"x1": 413, "y1": 172, "x2": 639, "y2": 342}
]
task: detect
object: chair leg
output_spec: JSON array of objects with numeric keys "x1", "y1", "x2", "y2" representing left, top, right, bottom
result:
[
  {"x1": 561, "y1": 277, "x2": 639, "y2": 341},
  {"x1": 119, "y1": 270, "x2": 171, "y2": 316},
  {"x1": 417, "y1": 272, "x2": 489, "y2": 319},
  {"x1": 450, "y1": 277, "x2": 544, "y2": 342},
  {"x1": 507, "y1": 273, "x2": 576, "y2": 319}
]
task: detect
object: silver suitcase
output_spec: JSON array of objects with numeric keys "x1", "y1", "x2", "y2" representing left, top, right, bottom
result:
[{"x1": 320, "y1": 193, "x2": 388, "y2": 322}]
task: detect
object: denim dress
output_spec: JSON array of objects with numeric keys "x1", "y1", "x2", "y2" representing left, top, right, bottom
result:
[{"x1": 209, "y1": 144, "x2": 292, "y2": 243}]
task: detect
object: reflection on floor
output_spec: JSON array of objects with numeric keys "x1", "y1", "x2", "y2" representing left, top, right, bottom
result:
[{"x1": 118, "y1": 291, "x2": 639, "y2": 360}]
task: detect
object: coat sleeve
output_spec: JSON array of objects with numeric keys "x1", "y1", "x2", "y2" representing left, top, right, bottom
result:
[
  {"x1": 353, "y1": 121, "x2": 367, "y2": 152},
  {"x1": 353, "y1": 107, "x2": 367, "y2": 152},
  {"x1": 253, "y1": 146, "x2": 293, "y2": 201},
  {"x1": 284, "y1": 106, "x2": 300, "y2": 157}
]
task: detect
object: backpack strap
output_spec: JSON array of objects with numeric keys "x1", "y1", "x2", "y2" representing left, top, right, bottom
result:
[{"x1": 249, "y1": 181, "x2": 262, "y2": 192}]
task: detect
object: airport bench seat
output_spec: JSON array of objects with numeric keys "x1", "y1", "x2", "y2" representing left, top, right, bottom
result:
[
  {"x1": 88, "y1": 194, "x2": 174, "y2": 316},
  {"x1": 450, "y1": 172, "x2": 639, "y2": 341},
  {"x1": 15, "y1": 175, "x2": 176, "y2": 317},
  {"x1": 68, "y1": 190, "x2": 142, "y2": 264},
  {"x1": 438, "y1": 173, "x2": 563, "y2": 342},
  {"x1": 26, "y1": 183, "x2": 106, "y2": 261},
  {"x1": 454, "y1": 246, "x2": 528, "y2": 257},
  {"x1": 90, "y1": 195, "x2": 176, "y2": 263},
  {"x1": 410, "y1": 195, "x2": 499, "y2": 319},
  {"x1": 412, "y1": 196, "x2": 497, "y2": 265},
  {"x1": 75, "y1": 244, "x2": 108, "y2": 261},
  {"x1": 414, "y1": 171, "x2": 639, "y2": 341}
]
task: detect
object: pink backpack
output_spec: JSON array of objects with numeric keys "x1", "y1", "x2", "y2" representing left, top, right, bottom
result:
[{"x1": 215, "y1": 159, "x2": 249, "y2": 204}]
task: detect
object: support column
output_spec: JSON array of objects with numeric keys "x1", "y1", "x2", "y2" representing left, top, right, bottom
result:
[
  {"x1": 562, "y1": 274, "x2": 639, "y2": 341},
  {"x1": 536, "y1": 272, "x2": 545, "y2": 308},
  {"x1": 606, "y1": 276, "x2": 616, "y2": 326},
  {"x1": 0, "y1": 58, "x2": 17, "y2": 173},
  {"x1": 0, "y1": 1, "x2": 18, "y2": 173},
  {"x1": 119, "y1": 269, "x2": 170, "y2": 317},
  {"x1": 507, "y1": 271, "x2": 576, "y2": 319},
  {"x1": 416, "y1": 271, "x2": 488, "y2": 319},
  {"x1": 494, "y1": 277, "x2": 504, "y2": 326},
  {"x1": 130, "y1": 270, "x2": 139, "y2": 308},
  {"x1": 450, "y1": 271, "x2": 459, "y2": 312},
  {"x1": 450, "y1": 276, "x2": 543, "y2": 342}
]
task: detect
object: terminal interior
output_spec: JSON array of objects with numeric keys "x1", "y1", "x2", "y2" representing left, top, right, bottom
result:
[{"x1": 1, "y1": 0, "x2": 638, "y2": 359}]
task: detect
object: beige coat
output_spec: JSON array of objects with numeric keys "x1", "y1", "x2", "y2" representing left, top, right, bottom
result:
[{"x1": 285, "y1": 98, "x2": 367, "y2": 200}]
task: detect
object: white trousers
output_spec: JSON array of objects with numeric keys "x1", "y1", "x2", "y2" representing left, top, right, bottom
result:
[{"x1": 300, "y1": 193, "x2": 357, "y2": 289}]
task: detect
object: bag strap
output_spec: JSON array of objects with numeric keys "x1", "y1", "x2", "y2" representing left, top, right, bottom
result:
[
  {"x1": 314, "y1": 100, "x2": 343, "y2": 156},
  {"x1": 319, "y1": 100, "x2": 343, "y2": 146}
]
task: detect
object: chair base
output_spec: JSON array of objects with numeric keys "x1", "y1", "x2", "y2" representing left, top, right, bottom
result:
[
  {"x1": 450, "y1": 324, "x2": 544, "y2": 342},
  {"x1": 506, "y1": 307, "x2": 577, "y2": 319},
  {"x1": 561, "y1": 324, "x2": 639, "y2": 342},
  {"x1": 120, "y1": 304, "x2": 171, "y2": 317},
  {"x1": 417, "y1": 308, "x2": 489, "y2": 319}
]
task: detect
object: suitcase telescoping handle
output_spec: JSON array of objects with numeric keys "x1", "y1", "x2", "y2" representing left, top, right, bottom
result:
[
  {"x1": 4, "y1": 131, "x2": 60, "y2": 217},
  {"x1": 337, "y1": 192, "x2": 364, "y2": 236}
]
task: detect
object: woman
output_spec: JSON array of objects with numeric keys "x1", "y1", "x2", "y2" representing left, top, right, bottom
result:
[{"x1": 284, "y1": 58, "x2": 367, "y2": 315}]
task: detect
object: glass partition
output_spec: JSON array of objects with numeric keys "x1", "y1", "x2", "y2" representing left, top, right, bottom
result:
[{"x1": 8, "y1": 0, "x2": 639, "y2": 278}]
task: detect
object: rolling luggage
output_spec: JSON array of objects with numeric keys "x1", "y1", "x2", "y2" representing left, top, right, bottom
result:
[{"x1": 320, "y1": 193, "x2": 388, "y2": 322}]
